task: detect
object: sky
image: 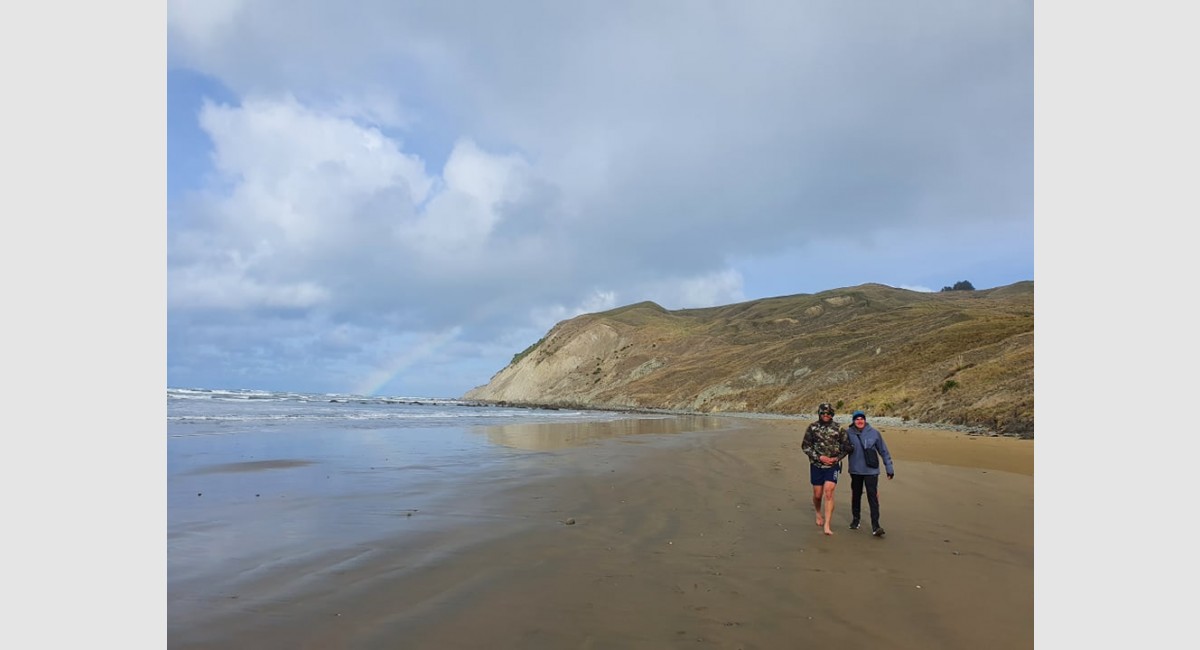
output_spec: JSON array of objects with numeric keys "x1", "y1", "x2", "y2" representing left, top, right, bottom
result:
[{"x1": 166, "y1": 0, "x2": 1034, "y2": 398}]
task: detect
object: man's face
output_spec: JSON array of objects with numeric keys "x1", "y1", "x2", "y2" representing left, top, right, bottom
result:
[
  {"x1": 820, "y1": 412, "x2": 833, "y2": 422},
  {"x1": 853, "y1": 416, "x2": 865, "y2": 427}
]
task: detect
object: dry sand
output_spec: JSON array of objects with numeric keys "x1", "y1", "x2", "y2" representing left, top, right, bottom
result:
[{"x1": 169, "y1": 417, "x2": 1033, "y2": 649}]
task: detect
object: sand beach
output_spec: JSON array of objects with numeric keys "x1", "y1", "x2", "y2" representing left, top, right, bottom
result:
[{"x1": 168, "y1": 416, "x2": 1033, "y2": 649}]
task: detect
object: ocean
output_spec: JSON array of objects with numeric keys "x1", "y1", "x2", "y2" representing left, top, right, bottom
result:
[{"x1": 167, "y1": 387, "x2": 729, "y2": 625}]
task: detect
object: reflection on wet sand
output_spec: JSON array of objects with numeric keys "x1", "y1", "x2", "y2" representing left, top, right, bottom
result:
[
  {"x1": 186, "y1": 459, "x2": 316, "y2": 474},
  {"x1": 476, "y1": 415, "x2": 736, "y2": 451}
]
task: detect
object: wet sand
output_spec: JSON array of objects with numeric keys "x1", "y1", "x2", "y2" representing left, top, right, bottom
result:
[{"x1": 168, "y1": 417, "x2": 1033, "y2": 649}]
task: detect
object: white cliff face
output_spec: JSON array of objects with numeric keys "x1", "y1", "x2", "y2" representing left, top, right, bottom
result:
[{"x1": 465, "y1": 323, "x2": 623, "y2": 403}]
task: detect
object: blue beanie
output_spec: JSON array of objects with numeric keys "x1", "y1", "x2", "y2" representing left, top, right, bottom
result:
[{"x1": 852, "y1": 410, "x2": 866, "y2": 420}]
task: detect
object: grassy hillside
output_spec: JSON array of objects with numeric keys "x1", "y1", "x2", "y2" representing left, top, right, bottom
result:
[{"x1": 466, "y1": 282, "x2": 1034, "y2": 437}]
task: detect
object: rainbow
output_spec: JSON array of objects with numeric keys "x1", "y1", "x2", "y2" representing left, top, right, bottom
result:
[{"x1": 352, "y1": 326, "x2": 462, "y2": 396}]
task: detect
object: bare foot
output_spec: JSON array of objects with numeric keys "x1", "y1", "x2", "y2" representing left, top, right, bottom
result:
[
  {"x1": 823, "y1": 527, "x2": 834, "y2": 536},
  {"x1": 815, "y1": 513, "x2": 824, "y2": 527}
]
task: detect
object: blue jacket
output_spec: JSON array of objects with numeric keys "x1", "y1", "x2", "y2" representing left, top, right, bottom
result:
[{"x1": 845, "y1": 422, "x2": 894, "y2": 476}]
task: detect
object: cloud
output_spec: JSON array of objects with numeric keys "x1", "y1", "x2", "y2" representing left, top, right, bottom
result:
[
  {"x1": 397, "y1": 138, "x2": 534, "y2": 260},
  {"x1": 167, "y1": 1, "x2": 1032, "y2": 395}
]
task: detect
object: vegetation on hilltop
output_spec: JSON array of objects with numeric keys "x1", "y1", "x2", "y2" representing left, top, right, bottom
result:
[{"x1": 467, "y1": 281, "x2": 1034, "y2": 437}]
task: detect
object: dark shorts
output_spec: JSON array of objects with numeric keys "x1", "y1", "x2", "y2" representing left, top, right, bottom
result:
[{"x1": 810, "y1": 464, "x2": 840, "y2": 486}]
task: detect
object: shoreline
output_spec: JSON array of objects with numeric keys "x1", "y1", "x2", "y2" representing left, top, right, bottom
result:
[
  {"x1": 170, "y1": 414, "x2": 1033, "y2": 649},
  {"x1": 464, "y1": 398, "x2": 1031, "y2": 439}
]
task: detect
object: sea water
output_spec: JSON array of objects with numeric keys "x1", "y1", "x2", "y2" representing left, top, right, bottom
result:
[{"x1": 168, "y1": 388, "x2": 716, "y2": 611}]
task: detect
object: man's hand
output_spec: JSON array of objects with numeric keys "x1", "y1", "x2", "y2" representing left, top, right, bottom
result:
[
  {"x1": 819, "y1": 455, "x2": 835, "y2": 465},
  {"x1": 887, "y1": 472, "x2": 894, "y2": 480}
]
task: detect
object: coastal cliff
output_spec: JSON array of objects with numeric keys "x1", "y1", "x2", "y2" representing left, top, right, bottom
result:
[{"x1": 465, "y1": 282, "x2": 1034, "y2": 437}]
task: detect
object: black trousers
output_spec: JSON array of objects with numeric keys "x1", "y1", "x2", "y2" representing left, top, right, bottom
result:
[{"x1": 850, "y1": 473, "x2": 881, "y2": 528}]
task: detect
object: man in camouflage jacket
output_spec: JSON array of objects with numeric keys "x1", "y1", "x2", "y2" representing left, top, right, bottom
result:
[{"x1": 801, "y1": 402, "x2": 852, "y2": 535}]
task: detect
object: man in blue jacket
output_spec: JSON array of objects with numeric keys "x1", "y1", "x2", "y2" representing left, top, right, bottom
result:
[{"x1": 845, "y1": 410, "x2": 895, "y2": 537}]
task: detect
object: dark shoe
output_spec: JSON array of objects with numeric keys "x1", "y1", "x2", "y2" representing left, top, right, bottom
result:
[
  {"x1": 849, "y1": 519, "x2": 860, "y2": 530},
  {"x1": 872, "y1": 527, "x2": 886, "y2": 537}
]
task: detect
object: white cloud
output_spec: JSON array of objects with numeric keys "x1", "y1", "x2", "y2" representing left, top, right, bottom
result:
[
  {"x1": 171, "y1": 96, "x2": 436, "y2": 311},
  {"x1": 201, "y1": 96, "x2": 432, "y2": 205},
  {"x1": 328, "y1": 91, "x2": 418, "y2": 131},
  {"x1": 169, "y1": 267, "x2": 329, "y2": 310},
  {"x1": 636, "y1": 270, "x2": 747, "y2": 311},
  {"x1": 395, "y1": 138, "x2": 533, "y2": 260},
  {"x1": 167, "y1": 2, "x2": 1032, "y2": 395},
  {"x1": 526, "y1": 290, "x2": 624, "y2": 335}
]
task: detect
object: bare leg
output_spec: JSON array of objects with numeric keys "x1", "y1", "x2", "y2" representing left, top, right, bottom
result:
[
  {"x1": 822, "y1": 482, "x2": 837, "y2": 535},
  {"x1": 812, "y1": 486, "x2": 824, "y2": 526}
]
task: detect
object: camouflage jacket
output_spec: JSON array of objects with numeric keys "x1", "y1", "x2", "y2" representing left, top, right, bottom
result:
[{"x1": 801, "y1": 420, "x2": 851, "y2": 468}]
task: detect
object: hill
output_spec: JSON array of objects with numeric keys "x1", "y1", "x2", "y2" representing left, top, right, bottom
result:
[{"x1": 464, "y1": 282, "x2": 1034, "y2": 437}]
